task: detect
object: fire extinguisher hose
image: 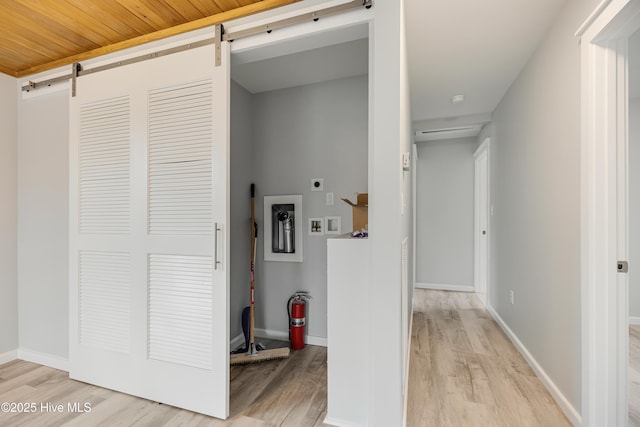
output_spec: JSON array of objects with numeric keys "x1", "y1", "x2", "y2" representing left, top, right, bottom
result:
[{"x1": 287, "y1": 295, "x2": 295, "y2": 341}]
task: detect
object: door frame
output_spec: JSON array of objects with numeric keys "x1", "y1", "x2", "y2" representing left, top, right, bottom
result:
[
  {"x1": 412, "y1": 142, "x2": 418, "y2": 289},
  {"x1": 577, "y1": 0, "x2": 640, "y2": 424},
  {"x1": 473, "y1": 138, "x2": 490, "y2": 299}
]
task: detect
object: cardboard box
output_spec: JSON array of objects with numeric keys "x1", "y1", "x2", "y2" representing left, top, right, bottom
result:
[{"x1": 342, "y1": 193, "x2": 368, "y2": 231}]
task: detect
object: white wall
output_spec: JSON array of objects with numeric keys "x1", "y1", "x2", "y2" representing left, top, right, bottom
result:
[
  {"x1": 370, "y1": 1, "x2": 412, "y2": 425},
  {"x1": 0, "y1": 74, "x2": 18, "y2": 355},
  {"x1": 477, "y1": 123, "x2": 493, "y2": 148},
  {"x1": 415, "y1": 138, "x2": 475, "y2": 288},
  {"x1": 399, "y1": 0, "x2": 414, "y2": 410},
  {"x1": 487, "y1": 0, "x2": 601, "y2": 415},
  {"x1": 629, "y1": 30, "x2": 640, "y2": 320},
  {"x1": 630, "y1": 98, "x2": 640, "y2": 319},
  {"x1": 250, "y1": 75, "x2": 368, "y2": 340},
  {"x1": 17, "y1": 90, "x2": 69, "y2": 359}
]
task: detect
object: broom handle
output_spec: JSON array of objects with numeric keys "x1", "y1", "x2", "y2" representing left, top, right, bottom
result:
[{"x1": 249, "y1": 184, "x2": 256, "y2": 351}]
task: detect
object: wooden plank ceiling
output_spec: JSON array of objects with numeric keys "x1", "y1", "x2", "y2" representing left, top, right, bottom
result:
[{"x1": 0, "y1": 0, "x2": 297, "y2": 78}]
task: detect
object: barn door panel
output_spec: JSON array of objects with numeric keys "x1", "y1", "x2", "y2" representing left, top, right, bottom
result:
[{"x1": 69, "y1": 41, "x2": 230, "y2": 418}]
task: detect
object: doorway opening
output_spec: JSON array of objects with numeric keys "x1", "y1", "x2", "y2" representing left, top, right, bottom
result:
[
  {"x1": 414, "y1": 137, "x2": 478, "y2": 293},
  {"x1": 227, "y1": 23, "x2": 370, "y2": 421}
]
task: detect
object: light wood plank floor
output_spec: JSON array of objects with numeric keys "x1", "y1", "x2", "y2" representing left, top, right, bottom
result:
[
  {"x1": 630, "y1": 325, "x2": 640, "y2": 426},
  {"x1": 0, "y1": 343, "x2": 329, "y2": 427},
  {"x1": 407, "y1": 289, "x2": 571, "y2": 427},
  {"x1": 1, "y1": 292, "x2": 577, "y2": 427}
]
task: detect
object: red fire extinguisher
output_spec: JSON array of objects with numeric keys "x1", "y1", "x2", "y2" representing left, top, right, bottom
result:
[{"x1": 288, "y1": 292, "x2": 310, "y2": 350}]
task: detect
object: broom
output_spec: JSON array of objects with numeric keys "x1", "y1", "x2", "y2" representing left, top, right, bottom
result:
[{"x1": 230, "y1": 184, "x2": 290, "y2": 365}]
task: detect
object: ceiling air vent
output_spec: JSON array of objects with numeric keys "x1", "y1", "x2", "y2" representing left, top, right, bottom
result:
[{"x1": 414, "y1": 124, "x2": 482, "y2": 142}]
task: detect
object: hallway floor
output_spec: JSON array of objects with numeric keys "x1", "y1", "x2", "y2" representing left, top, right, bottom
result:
[{"x1": 406, "y1": 289, "x2": 571, "y2": 426}]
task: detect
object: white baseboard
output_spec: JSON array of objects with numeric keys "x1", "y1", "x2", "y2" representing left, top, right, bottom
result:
[
  {"x1": 254, "y1": 328, "x2": 327, "y2": 348},
  {"x1": 415, "y1": 282, "x2": 474, "y2": 292},
  {"x1": 323, "y1": 416, "x2": 364, "y2": 427},
  {"x1": 485, "y1": 304, "x2": 581, "y2": 426},
  {"x1": 230, "y1": 332, "x2": 246, "y2": 351},
  {"x1": 630, "y1": 316, "x2": 640, "y2": 325},
  {"x1": 14, "y1": 330, "x2": 326, "y2": 373},
  {"x1": 18, "y1": 348, "x2": 69, "y2": 372},
  {"x1": 0, "y1": 349, "x2": 18, "y2": 365},
  {"x1": 306, "y1": 335, "x2": 327, "y2": 347},
  {"x1": 254, "y1": 328, "x2": 288, "y2": 342}
]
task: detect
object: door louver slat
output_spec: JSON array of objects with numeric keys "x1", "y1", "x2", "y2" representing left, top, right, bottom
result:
[
  {"x1": 148, "y1": 254, "x2": 212, "y2": 370},
  {"x1": 79, "y1": 251, "x2": 130, "y2": 353},
  {"x1": 148, "y1": 81, "x2": 213, "y2": 235},
  {"x1": 79, "y1": 96, "x2": 130, "y2": 234}
]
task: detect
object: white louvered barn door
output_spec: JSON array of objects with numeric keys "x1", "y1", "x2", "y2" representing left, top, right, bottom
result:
[{"x1": 69, "y1": 41, "x2": 230, "y2": 418}]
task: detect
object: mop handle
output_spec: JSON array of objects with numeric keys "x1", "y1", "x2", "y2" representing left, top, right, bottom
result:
[{"x1": 249, "y1": 183, "x2": 257, "y2": 354}]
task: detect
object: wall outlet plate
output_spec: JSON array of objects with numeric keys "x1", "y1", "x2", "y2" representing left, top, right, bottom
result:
[
  {"x1": 402, "y1": 152, "x2": 411, "y2": 171},
  {"x1": 311, "y1": 178, "x2": 324, "y2": 191}
]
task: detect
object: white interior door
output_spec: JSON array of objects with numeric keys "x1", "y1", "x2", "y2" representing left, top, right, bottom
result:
[
  {"x1": 69, "y1": 41, "x2": 230, "y2": 418},
  {"x1": 474, "y1": 140, "x2": 489, "y2": 296}
]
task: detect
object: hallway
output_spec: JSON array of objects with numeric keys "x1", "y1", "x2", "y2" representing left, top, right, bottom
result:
[{"x1": 406, "y1": 289, "x2": 570, "y2": 426}]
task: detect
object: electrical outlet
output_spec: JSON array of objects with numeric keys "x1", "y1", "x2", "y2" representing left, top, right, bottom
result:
[{"x1": 509, "y1": 290, "x2": 515, "y2": 305}]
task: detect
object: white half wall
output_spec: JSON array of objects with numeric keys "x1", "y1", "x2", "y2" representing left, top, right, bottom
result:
[
  {"x1": 415, "y1": 138, "x2": 476, "y2": 288},
  {"x1": 17, "y1": 90, "x2": 69, "y2": 359},
  {"x1": 0, "y1": 74, "x2": 18, "y2": 355},
  {"x1": 488, "y1": 0, "x2": 601, "y2": 417}
]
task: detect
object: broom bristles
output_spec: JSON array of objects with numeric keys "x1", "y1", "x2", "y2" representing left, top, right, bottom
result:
[{"x1": 230, "y1": 347, "x2": 290, "y2": 366}]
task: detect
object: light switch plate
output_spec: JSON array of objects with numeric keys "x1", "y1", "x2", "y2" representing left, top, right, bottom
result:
[
  {"x1": 402, "y1": 152, "x2": 411, "y2": 171},
  {"x1": 326, "y1": 192, "x2": 334, "y2": 205}
]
